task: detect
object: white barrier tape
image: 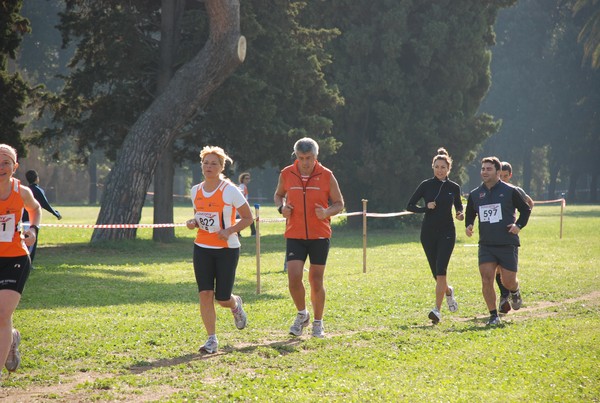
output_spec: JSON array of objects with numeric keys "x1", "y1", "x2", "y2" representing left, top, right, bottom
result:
[
  {"x1": 146, "y1": 191, "x2": 189, "y2": 199},
  {"x1": 259, "y1": 211, "x2": 412, "y2": 223},
  {"x1": 533, "y1": 198, "x2": 566, "y2": 206},
  {"x1": 40, "y1": 223, "x2": 187, "y2": 229},
  {"x1": 338, "y1": 212, "x2": 363, "y2": 217},
  {"x1": 365, "y1": 211, "x2": 414, "y2": 218},
  {"x1": 38, "y1": 199, "x2": 564, "y2": 229},
  {"x1": 259, "y1": 217, "x2": 286, "y2": 223}
]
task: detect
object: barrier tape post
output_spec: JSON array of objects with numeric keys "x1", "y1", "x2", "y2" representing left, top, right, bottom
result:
[
  {"x1": 560, "y1": 197, "x2": 565, "y2": 239},
  {"x1": 531, "y1": 197, "x2": 566, "y2": 239},
  {"x1": 362, "y1": 199, "x2": 368, "y2": 273},
  {"x1": 254, "y1": 204, "x2": 261, "y2": 294}
]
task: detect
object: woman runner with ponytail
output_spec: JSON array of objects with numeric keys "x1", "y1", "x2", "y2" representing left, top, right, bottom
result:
[{"x1": 406, "y1": 147, "x2": 464, "y2": 324}]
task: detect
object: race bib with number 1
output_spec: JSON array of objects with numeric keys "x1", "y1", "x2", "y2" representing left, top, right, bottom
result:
[{"x1": 0, "y1": 214, "x2": 16, "y2": 242}]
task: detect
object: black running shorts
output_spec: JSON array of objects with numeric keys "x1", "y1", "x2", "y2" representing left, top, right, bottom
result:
[
  {"x1": 478, "y1": 244, "x2": 519, "y2": 272},
  {"x1": 285, "y1": 238, "x2": 330, "y2": 266},
  {"x1": 0, "y1": 255, "x2": 31, "y2": 294}
]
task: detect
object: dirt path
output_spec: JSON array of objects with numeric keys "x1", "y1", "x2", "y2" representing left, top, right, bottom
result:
[{"x1": 453, "y1": 290, "x2": 600, "y2": 323}]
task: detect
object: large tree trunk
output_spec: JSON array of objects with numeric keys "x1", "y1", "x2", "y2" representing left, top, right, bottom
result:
[
  {"x1": 153, "y1": 140, "x2": 176, "y2": 242},
  {"x1": 91, "y1": 0, "x2": 246, "y2": 242},
  {"x1": 88, "y1": 151, "x2": 98, "y2": 205},
  {"x1": 522, "y1": 143, "x2": 533, "y2": 194},
  {"x1": 153, "y1": 0, "x2": 185, "y2": 243}
]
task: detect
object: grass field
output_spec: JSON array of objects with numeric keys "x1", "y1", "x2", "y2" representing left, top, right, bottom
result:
[{"x1": 1, "y1": 203, "x2": 599, "y2": 402}]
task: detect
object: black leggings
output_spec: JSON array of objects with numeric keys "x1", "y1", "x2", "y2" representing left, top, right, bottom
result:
[
  {"x1": 193, "y1": 245, "x2": 240, "y2": 301},
  {"x1": 420, "y1": 228, "x2": 456, "y2": 278}
]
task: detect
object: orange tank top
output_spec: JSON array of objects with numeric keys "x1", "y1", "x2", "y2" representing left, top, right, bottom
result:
[
  {"x1": 193, "y1": 181, "x2": 237, "y2": 248},
  {"x1": 0, "y1": 178, "x2": 28, "y2": 257}
]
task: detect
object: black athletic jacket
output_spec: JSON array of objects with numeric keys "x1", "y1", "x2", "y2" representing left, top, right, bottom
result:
[
  {"x1": 465, "y1": 180, "x2": 531, "y2": 246},
  {"x1": 406, "y1": 177, "x2": 463, "y2": 233}
]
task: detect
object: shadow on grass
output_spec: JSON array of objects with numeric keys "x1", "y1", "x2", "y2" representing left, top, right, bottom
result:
[
  {"x1": 251, "y1": 230, "x2": 420, "y2": 250},
  {"x1": 36, "y1": 229, "x2": 421, "y2": 266},
  {"x1": 127, "y1": 339, "x2": 305, "y2": 374},
  {"x1": 564, "y1": 210, "x2": 600, "y2": 218},
  {"x1": 37, "y1": 238, "x2": 196, "y2": 266},
  {"x1": 23, "y1": 265, "x2": 285, "y2": 309},
  {"x1": 406, "y1": 316, "x2": 511, "y2": 332},
  {"x1": 448, "y1": 316, "x2": 511, "y2": 332}
]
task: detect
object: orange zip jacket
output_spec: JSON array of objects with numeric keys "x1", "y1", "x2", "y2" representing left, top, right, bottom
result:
[{"x1": 281, "y1": 160, "x2": 333, "y2": 239}]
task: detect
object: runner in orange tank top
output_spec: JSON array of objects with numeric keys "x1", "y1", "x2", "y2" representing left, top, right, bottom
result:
[
  {"x1": 274, "y1": 137, "x2": 344, "y2": 338},
  {"x1": 185, "y1": 146, "x2": 253, "y2": 354},
  {"x1": 0, "y1": 144, "x2": 41, "y2": 375}
]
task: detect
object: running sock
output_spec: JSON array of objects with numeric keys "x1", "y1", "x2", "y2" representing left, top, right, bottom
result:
[
  {"x1": 313, "y1": 319, "x2": 323, "y2": 325},
  {"x1": 298, "y1": 309, "x2": 308, "y2": 316},
  {"x1": 208, "y1": 334, "x2": 217, "y2": 341},
  {"x1": 496, "y1": 273, "x2": 510, "y2": 297},
  {"x1": 489, "y1": 309, "x2": 499, "y2": 317}
]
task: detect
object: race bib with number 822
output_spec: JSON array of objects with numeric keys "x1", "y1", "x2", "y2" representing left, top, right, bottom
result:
[{"x1": 195, "y1": 212, "x2": 222, "y2": 233}]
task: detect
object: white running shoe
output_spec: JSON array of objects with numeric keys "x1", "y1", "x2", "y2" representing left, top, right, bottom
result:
[
  {"x1": 312, "y1": 321, "x2": 325, "y2": 338},
  {"x1": 232, "y1": 295, "x2": 247, "y2": 330},
  {"x1": 486, "y1": 315, "x2": 501, "y2": 326},
  {"x1": 428, "y1": 308, "x2": 441, "y2": 324},
  {"x1": 289, "y1": 312, "x2": 310, "y2": 336},
  {"x1": 446, "y1": 286, "x2": 458, "y2": 312},
  {"x1": 199, "y1": 338, "x2": 218, "y2": 354},
  {"x1": 5, "y1": 329, "x2": 21, "y2": 372}
]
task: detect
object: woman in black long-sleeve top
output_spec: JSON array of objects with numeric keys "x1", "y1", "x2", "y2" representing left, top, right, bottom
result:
[{"x1": 406, "y1": 148, "x2": 464, "y2": 324}]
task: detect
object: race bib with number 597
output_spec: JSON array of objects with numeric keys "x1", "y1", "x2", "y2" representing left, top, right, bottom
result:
[{"x1": 479, "y1": 203, "x2": 502, "y2": 224}]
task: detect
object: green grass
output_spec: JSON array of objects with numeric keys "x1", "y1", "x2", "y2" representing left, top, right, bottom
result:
[{"x1": 1, "y1": 204, "x2": 599, "y2": 402}]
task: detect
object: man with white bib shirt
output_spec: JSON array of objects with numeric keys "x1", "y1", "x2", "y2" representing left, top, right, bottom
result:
[{"x1": 465, "y1": 156, "x2": 531, "y2": 326}]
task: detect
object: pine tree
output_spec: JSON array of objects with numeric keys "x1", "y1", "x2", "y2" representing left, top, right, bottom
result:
[{"x1": 0, "y1": 0, "x2": 31, "y2": 156}]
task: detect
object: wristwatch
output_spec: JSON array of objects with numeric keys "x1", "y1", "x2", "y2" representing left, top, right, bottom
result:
[
  {"x1": 277, "y1": 205, "x2": 284, "y2": 214},
  {"x1": 30, "y1": 225, "x2": 39, "y2": 234}
]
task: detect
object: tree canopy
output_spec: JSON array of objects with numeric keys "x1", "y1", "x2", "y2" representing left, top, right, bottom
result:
[
  {"x1": 18, "y1": 0, "x2": 596, "y2": 238},
  {"x1": 38, "y1": 1, "x2": 342, "y2": 168},
  {"x1": 36, "y1": 0, "x2": 343, "y2": 240},
  {"x1": 0, "y1": 0, "x2": 31, "y2": 156},
  {"x1": 310, "y1": 0, "x2": 515, "y2": 215},
  {"x1": 478, "y1": 0, "x2": 599, "y2": 202}
]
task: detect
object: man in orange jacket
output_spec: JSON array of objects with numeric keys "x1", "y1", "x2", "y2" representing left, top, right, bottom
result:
[{"x1": 274, "y1": 137, "x2": 344, "y2": 338}]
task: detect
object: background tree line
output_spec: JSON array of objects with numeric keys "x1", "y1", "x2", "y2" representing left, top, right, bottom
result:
[
  {"x1": 477, "y1": 0, "x2": 599, "y2": 202},
  {"x1": 2, "y1": 0, "x2": 598, "y2": 241}
]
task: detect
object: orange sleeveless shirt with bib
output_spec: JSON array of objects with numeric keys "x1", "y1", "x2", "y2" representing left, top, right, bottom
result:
[
  {"x1": 193, "y1": 181, "x2": 237, "y2": 248},
  {"x1": 0, "y1": 178, "x2": 28, "y2": 257}
]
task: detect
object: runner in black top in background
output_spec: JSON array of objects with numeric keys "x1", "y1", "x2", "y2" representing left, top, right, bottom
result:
[
  {"x1": 22, "y1": 170, "x2": 62, "y2": 265},
  {"x1": 407, "y1": 148, "x2": 464, "y2": 324},
  {"x1": 495, "y1": 161, "x2": 535, "y2": 314}
]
